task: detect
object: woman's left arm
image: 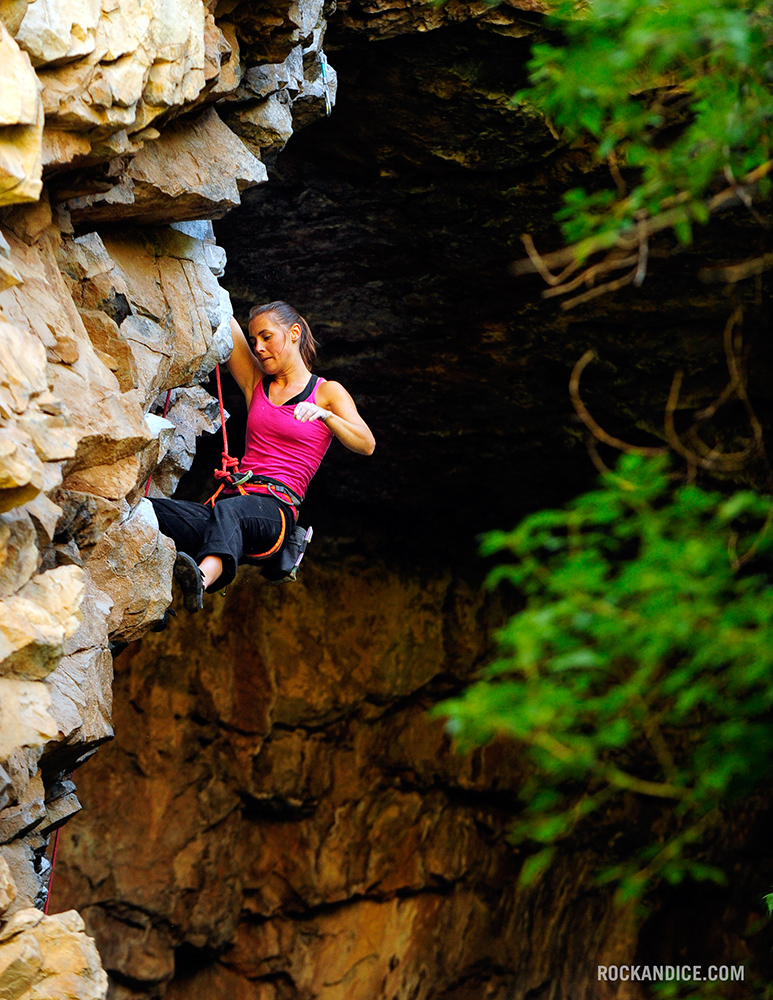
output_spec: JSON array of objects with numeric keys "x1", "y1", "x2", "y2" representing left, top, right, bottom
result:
[{"x1": 294, "y1": 381, "x2": 376, "y2": 455}]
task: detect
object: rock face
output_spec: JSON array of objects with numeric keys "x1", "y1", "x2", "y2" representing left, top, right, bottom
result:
[
  {"x1": 0, "y1": 905, "x2": 107, "y2": 1000},
  {"x1": 2, "y1": 0, "x2": 773, "y2": 999},
  {"x1": 55, "y1": 556, "x2": 626, "y2": 1000},
  {"x1": 0, "y1": 0, "x2": 338, "y2": 995},
  {"x1": 52, "y1": 556, "x2": 773, "y2": 999}
]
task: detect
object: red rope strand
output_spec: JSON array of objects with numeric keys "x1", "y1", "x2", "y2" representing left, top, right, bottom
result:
[
  {"x1": 213, "y1": 365, "x2": 239, "y2": 483},
  {"x1": 43, "y1": 825, "x2": 63, "y2": 915}
]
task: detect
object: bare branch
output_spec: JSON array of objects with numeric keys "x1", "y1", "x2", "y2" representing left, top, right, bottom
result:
[
  {"x1": 512, "y1": 159, "x2": 773, "y2": 307},
  {"x1": 699, "y1": 252, "x2": 773, "y2": 284},
  {"x1": 569, "y1": 351, "x2": 667, "y2": 455}
]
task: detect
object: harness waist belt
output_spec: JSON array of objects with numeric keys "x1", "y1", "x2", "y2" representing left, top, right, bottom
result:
[
  {"x1": 241, "y1": 473, "x2": 303, "y2": 508},
  {"x1": 214, "y1": 471, "x2": 302, "y2": 518}
]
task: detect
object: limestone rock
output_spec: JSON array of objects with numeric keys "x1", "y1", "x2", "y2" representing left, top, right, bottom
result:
[
  {"x1": 0, "y1": 428, "x2": 44, "y2": 514},
  {"x1": 0, "y1": 230, "x2": 22, "y2": 291},
  {"x1": 226, "y1": 93, "x2": 294, "y2": 157},
  {"x1": 227, "y1": 0, "x2": 324, "y2": 64},
  {"x1": 144, "y1": 386, "x2": 222, "y2": 498},
  {"x1": 82, "y1": 906, "x2": 174, "y2": 989},
  {"x1": 61, "y1": 580, "x2": 111, "y2": 656},
  {"x1": 236, "y1": 45, "x2": 305, "y2": 101},
  {"x1": 118, "y1": 315, "x2": 174, "y2": 408},
  {"x1": 40, "y1": 129, "x2": 91, "y2": 169},
  {"x1": 0, "y1": 21, "x2": 40, "y2": 126},
  {"x1": 209, "y1": 21, "x2": 243, "y2": 97},
  {"x1": 64, "y1": 109, "x2": 267, "y2": 226},
  {"x1": 98, "y1": 226, "x2": 232, "y2": 399},
  {"x1": 0, "y1": 508, "x2": 38, "y2": 598},
  {"x1": 0, "y1": 772, "x2": 45, "y2": 843},
  {"x1": 0, "y1": 1, "x2": 34, "y2": 37},
  {"x1": 0, "y1": 319, "x2": 47, "y2": 430},
  {"x1": 50, "y1": 490, "x2": 121, "y2": 554},
  {"x1": 0, "y1": 857, "x2": 17, "y2": 915},
  {"x1": 45, "y1": 646, "x2": 113, "y2": 760},
  {"x1": 290, "y1": 51, "x2": 338, "y2": 129},
  {"x1": 25, "y1": 492, "x2": 63, "y2": 545},
  {"x1": 0, "y1": 840, "x2": 40, "y2": 915},
  {"x1": 0, "y1": 679, "x2": 57, "y2": 760},
  {"x1": 86, "y1": 499, "x2": 174, "y2": 641},
  {"x1": 19, "y1": 0, "x2": 207, "y2": 150},
  {"x1": 78, "y1": 310, "x2": 138, "y2": 393},
  {"x1": 334, "y1": 0, "x2": 546, "y2": 41},
  {"x1": 0, "y1": 21, "x2": 43, "y2": 207},
  {"x1": 0, "y1": 222, "x2": 154, "y2": 497},
  {"x1": 15, "y1": 0, "x2": 101, "y2": 67},
  {"x1": 0, "y1": 908, "x2": 108, "y2": 1000},
  {"x1": 127, "y1": 413, "x2": 175, "y2": 504},
  {"x1": 39, "y1": 778, "x2": 82, "y2": 838},
  {"x1": 0, "y1": 566, "x2": 85, "y2": 678}
]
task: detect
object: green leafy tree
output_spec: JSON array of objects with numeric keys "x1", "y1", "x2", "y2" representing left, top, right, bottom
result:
[
  {"x1": 438, "y1": 455, "x2": 773, "y2": 901},
  {"x1": 512, "y1": 0, "x2": 773, "y2": 303}
]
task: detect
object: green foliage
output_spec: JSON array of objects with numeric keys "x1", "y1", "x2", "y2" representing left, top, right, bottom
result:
[
  {"x1": 516, "y1": 0, "x2": 773, "y2": 249},
  {"x1": 437, "y1": 455, "x2": 773, "y2": 902}
]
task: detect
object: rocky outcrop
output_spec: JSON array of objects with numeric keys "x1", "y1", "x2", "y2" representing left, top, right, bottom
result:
[
  {"x1": 3, "y1": 0, "x2": 772, "y2": 998},
  {"x1": 52, "y1": 554, "x2": 768, "y2": 999},
  {"x1": 0, "y1": 0, "x2": 338, "y2": 995},
  {"x1": 0, "y1": 902, "x2": 108, "y2": 1000}
]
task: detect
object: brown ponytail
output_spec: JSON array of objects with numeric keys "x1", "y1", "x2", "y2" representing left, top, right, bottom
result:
[{"x1": 248, "y1": 301, "x2": 318, "y2": 368}]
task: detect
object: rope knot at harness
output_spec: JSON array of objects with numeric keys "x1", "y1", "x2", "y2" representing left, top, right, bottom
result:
[{"x1": 214, "y1": 454, "x2": 240, "y2": 482}]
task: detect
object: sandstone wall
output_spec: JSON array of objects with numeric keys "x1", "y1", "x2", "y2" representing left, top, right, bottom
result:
[
  {"x1": 0, "y1": 1, "x2": 337, "y2": 995},
  {"x1": 53, "y1": 557, "x2": 646, "y2": 1000}
]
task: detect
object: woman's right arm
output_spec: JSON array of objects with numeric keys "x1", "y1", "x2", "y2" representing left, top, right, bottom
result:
[{"x1": 226, "y1": 316, "x2": 262, "y2": 406}]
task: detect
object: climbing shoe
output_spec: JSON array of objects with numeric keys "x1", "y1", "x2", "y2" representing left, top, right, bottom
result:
[{"x1": 173, "y1": 552, "x2": 204, "y2": 613}]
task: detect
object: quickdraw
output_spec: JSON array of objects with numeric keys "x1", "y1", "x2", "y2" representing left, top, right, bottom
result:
[{"x1": 320, "y1": 51, "x2": 332, "y2": 117}]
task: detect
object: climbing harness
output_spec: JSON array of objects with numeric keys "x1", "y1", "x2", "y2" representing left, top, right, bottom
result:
[
  {"x1": 320, "y1": 51, "x2": 332, "y2": 117},
  {"x1": 206, "y1": 364, "x2": 313, "y2": 582}
]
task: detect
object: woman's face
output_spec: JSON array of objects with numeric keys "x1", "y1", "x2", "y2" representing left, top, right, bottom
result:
[{"x1": 247, "y1": 314, "x2": 300, "y2": 371}]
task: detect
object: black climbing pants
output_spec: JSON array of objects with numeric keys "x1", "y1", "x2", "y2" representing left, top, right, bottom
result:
[{"x1": 150, "y1": 494, "x2": 291, "y2": 591}]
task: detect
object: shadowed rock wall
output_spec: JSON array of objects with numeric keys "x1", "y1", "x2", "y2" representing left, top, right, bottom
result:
[
  {"x1": 54, "y1": 554, "x2": 651, "y2": 1000},
  {"x1": 54, "y1": 552, "x2": 773, "y2": 999}
]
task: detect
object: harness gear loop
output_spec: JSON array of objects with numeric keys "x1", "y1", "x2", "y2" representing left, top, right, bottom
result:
[{"x1": 244, "y1": 506, "x2": 287, "y2": 560}]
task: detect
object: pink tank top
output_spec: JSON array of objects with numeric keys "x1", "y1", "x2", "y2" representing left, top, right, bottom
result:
[{"x1": 241, "y1": 375, "x2": 333, "y2": 500}]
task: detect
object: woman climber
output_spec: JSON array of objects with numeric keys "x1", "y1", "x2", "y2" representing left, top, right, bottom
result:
[{"x1": 150, "y1": 301, "x2": 376, "y2": 611}]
